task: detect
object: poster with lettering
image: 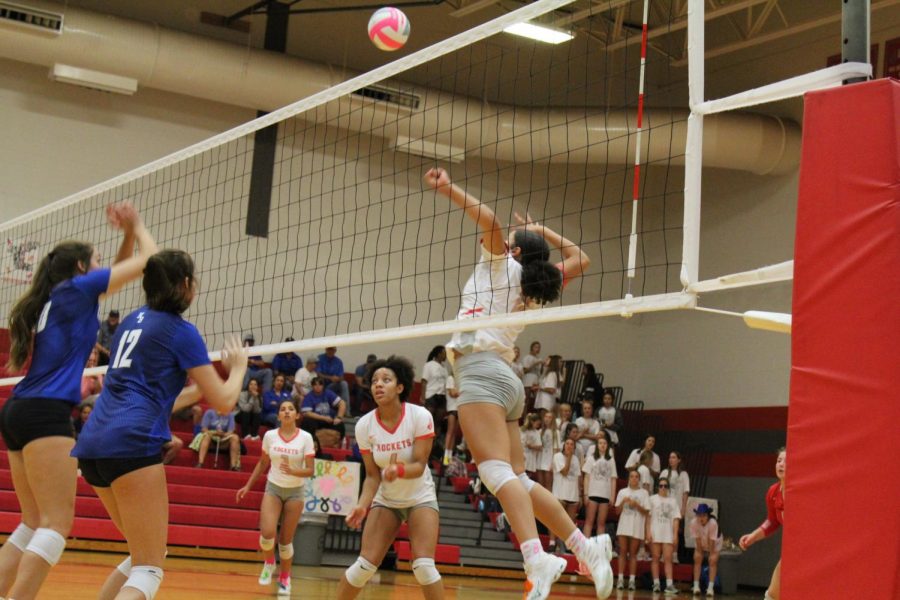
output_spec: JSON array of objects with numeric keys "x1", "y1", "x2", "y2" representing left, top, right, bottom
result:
[
  {"x1": 303, "y1": 459, "x2": 361, "y2": 516},
  {"x1": 2, "y1": 238, "x2": 40, "y2": 284}
]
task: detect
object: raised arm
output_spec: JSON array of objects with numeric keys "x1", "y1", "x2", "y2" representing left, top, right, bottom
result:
[
  {"x1": 514, "y1": 212, "x2": 590, "y2": 281},
  {"x1": 424, "y1": 168, "x2": 505, "y2": 255},
  {"x1": 103, "y1": 202, "x2": 159, "y2": 297},
  {"x1": 186, "y1": 336, "x2": 248, "y2": 414}
]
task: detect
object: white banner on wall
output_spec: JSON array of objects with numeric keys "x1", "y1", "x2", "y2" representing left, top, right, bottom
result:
[{"x1": 303, "y1": 459, "x2": 361, "y2": 516}]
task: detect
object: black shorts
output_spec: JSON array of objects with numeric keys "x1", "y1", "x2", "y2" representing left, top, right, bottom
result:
[
  {"x1": 589, "y1": 496, "x2": 610, "y2": 504},
  {"x1": 78, "y1": 455, "x2": 162, "y2": 488},
  {"x1": 0, "y1": 396, "x2": 75, "y2": 451},
  {"x1": 425, "y1": 394, "x2": 446, "y2": 412}
]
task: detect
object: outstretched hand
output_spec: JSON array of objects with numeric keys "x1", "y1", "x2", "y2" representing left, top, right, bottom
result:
[
  {"x1": 423, "y1": 168, "x2": 452, "y2": 194},
  {"x1": 221, "y1": 336, "x2": 249, "y2": 373},
  {"x1": 106, "y1": 201, "x2": 140, "y2": 232}
]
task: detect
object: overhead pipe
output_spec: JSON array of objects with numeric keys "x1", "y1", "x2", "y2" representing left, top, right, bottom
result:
[{"x1": 0, "y1": 1, "x2": 800, "y2": 174}]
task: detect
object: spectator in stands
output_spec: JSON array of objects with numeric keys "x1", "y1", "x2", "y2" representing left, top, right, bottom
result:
[
  {"x1": 195, "y1": 407, "x2": 241, "y2": 471},
  {"x1": 536, "y1": 411, "x2": 558, "y2": 490},
  {"x1": 421, "y1": 345, "x2": 449, "y2": 436},
  {"x1": 442, "y1": 369, "x2": 461, "y2": 466},
  {"x1": 596, "y1": 390, "x2": 622, "y2": 447},
  {"x1": 510, "y1": 346, "x2": 525, "y2": 381},
  {"x1": 352, "y1": 354, "x2": 377, "y2": 415},
  {"x1": 94, "y1": 309, "x2": 120, "y2": 366},
  {"x1": 72, "y1": 402, "x2": 93, "y2": 438},
  {"x1": 625, "y1": 434, "x2": 662, "y2": 477},
  {"x1": 534, "y1": 355, "x2": 562, "y2": 415},
  {"x1": 299, "y1": 377, "x2": 346, "y2": 446},
  {"x1": 291, "y1": 355, "x2": 318, "y2": 403},
  {"x1": 522, "y1": 414, "x2": 543, "y2": 480},
  {"x1": 522, "y1": 341, "x2": 543, "y2": 409},
  {"x1": 580, "y1": 363, "x2": 602, "y2": 405},
  {"x1": 690, "y1": 504, "x2": 722, "y2": 597},
  {"x1": 660, "y1": 450, "x2": 691, "y2": 559},
  {"x1": 80, "y1": 349, "x2": 104, "y2": 402},
  {"x1": 555, "y1": 402, "x2": 573, "y2": 432},
  {"x1": 337, "y1": 355, "x2": 444, "y2": 600},
  {"x1": 551, "y1": 438, "x2": 582, "y2": 553},
  {"x1": 271, "y1": 337, "x2": 301, "y2": 387},
  {"x1": 172, "y1": 403, "x2": 204, "y2": 435},
  {"x1": 563, "y1": 422, "x2": 585, "y2": 461},
  {"x1": 313, "y1": 435, "x2": 334, "y2": 461},
  {"x1": 261, "y1": 374, "x2": 292, "y2": 429},
  {"x1": 237, "y1": 377, "x2": 263, "y2": 440},
  {"x1": 615, "y1": 469, "x2": 651, "y2": 591},
  {"x1": 739, "y1": 448, "x2": 786, "y2": 600},
  {"x1": 236, "y1": 399, "x2": 315, "y2": 596},
  {"x1": 243, "y1": 334, "x2": 273, "y2": 392},
  {"x1": 582, "y1": 436, "x2": 617, "y2": 540},
  {"x1": 317, "y1": 347, "x2": 350, "y2": 408},
  {"x1": 647, "y1": 477, "x2": 681, "y2": 595},
  {"x1": 637, "y1": 450, "x2": 655, "y2": 495},
  {"x1": 574, "y1": 399, "x2": 601, "y2": 458}
]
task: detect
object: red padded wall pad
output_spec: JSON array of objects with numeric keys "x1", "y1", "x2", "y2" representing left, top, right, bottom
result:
[{"x1": 787, "y1": 79, "x2": 900, "y2": 599}]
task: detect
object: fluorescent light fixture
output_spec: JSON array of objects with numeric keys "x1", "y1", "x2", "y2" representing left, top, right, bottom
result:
[
  {"x1": 49, "y1": 64, "x2": 138, "y2": 95},
  {"x1": 394, "y1": 135, "x2": 465, "y2": 163},
  {"x1": 503, "y1": 22, "x2": 573, "y2": 44}
]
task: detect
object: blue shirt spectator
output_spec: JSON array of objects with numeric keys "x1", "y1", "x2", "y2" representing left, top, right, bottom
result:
[
  {"x1": 272, "y1": 338, "x2": 302, "y2": 378},
  {"x1": 201, "y1": 408, "x2": 235, "y2": 433},
  {"x1": 317, "y1": 346, "x2": 350, "y2": 406},
  {"x1": 301, "y1": 387, "x2": 341, "y2": 418}
]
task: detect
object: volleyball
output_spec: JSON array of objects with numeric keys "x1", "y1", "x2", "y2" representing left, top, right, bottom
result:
[{"x1": 367, "y1": 7, "x2": 410, "y2": 51}]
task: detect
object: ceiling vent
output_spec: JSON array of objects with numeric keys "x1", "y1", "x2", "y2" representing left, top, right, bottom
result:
[
  {"x1": 351, "y1": 85, "x2": 420, "y2": 111},
  {"x1": 0, "y1": 1, "x2": 63, "y2": 34}
]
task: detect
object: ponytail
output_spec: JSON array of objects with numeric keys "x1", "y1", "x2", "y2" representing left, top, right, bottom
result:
[{"x1": 7, "y1": 241, "x2": 93, "y2": 371}]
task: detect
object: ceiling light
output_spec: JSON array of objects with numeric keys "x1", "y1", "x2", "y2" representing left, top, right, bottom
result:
[
  {"x1": 503, "y1": 22, "x2": 573, "y2": 45},
  {"x1": 49, "y1": 64, "x2": 138, "y2": 95}
]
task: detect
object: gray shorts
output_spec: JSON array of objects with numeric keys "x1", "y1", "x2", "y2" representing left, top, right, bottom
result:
[
  {"x1": 265, "y1": 480, "x2": 305, "y2": 503},
  {"x1": 454, "y1": 352, "x2": 525, "y2": 421},
  {"x1": 371, "y1": 499, "x2": 439, "y2": 523}
]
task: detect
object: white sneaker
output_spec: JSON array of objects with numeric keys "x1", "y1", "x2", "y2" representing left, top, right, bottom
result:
[
  {"x1": 706, "y1": 585, "x2": 715, "y2": 597},
  {"x1": 665, "y1": 584, "x2": 679, "y2": 595},
  {"x1": 628, "y1": 579, "x2": 636, "y2": 590},
  {"x1": 277, "y1": 577, "x2": 291, "y2": 596},
  {"x1": 652, "y1": 582, "x2": 662, "y2": 593},
  {"x1": 258, "y1": 561, "x2": 275, "y2": 585},
  {"x1": 575, "y1": 534, "x2": 614, "y2": 598},
  {"x1": 524, "y1": 553, "x2": 567, "y2": 600},
  {"x1": 616, "y1": 579, "x2": 625, "y2": 590},
  {"x1": 692, "y1": 584, "x2": 701, "y2": 595}
]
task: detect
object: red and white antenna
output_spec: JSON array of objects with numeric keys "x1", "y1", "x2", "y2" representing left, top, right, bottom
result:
[{"x1": 626, "y1": 0, "x2": 650, "y2": 297}]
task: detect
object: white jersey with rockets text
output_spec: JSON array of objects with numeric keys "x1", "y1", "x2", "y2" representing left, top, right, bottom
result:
[{"x1": 262, "y1": 428, "x2": 316, "y2": 488}]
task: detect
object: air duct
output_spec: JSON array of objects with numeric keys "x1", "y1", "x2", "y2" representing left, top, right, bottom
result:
[{"x1": 0, "y1": 1, "x2": 800, "y2": 175}]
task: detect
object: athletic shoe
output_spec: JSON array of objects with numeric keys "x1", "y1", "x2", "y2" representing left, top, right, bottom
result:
[
  {"x1": 258, "y1": 561, "x2": 275, "y2": 585},
  {"x1": 575, "y1": 534, "x2": 614, "y2": 598},
  {"x1": 652, "y1": 582, "x2": 661, "y2": 593},
  {"x1": 628, "y1": 579, "x2": 636, "y2": 590},
  {"x1": 442, "y1": 455, "x2": 451, "y2": 466},
  {"x1": 277, "y1": 578, "x2": 291, "y2": 596},
  {"x1": 523, "y1": 553, "x2": 566, "y2": 600},
  {"x1": 616, "y1": 579, "x2": 625, "y2": 590},
  {"x1": 665, "y1": 584, "x2": 680, "y2": 595},
  {"x1": 706, "y1": 586, "x2": 714, "y2": 597},
  {"x1": 692, "y1": 584, "x2": 701, "y2": 595}
]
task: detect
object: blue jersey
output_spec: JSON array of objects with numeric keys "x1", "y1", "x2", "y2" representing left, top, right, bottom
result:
[
  {"x1": 13, "y1": 268, "x2": 110, "y2": 404},
  {"x1": 72, "y1": 306, "x2": 210, "y2": 459}
]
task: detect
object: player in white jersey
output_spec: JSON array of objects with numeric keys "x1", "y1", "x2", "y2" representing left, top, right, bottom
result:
[
  {"x1": 337, "y1": 356, "x2": 443, "y2": 600},
  {"x1": 423, "y1": 168, "x2": 614, "y2": 600},
  {"x1": 237, "y1": 400, "x2": 315, "y2": 597}
]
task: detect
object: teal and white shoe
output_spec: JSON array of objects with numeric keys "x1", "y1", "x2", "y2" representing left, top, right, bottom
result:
[{"x1": 258, "y1": 561, "x2": 275, "y2": 585}]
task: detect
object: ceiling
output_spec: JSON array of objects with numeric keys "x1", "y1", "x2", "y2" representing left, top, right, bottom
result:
[{"x1": 18, "y1": 0, "x2": 900, "y2": 114}]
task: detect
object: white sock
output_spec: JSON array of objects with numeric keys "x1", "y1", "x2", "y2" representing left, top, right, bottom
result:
[
  {"x1": 565, "y1": 529, "x2": 588, "y2": 558},
  {"x1": 694, "y1": 580, "x2": 700, "y2": 588},
  {"x1": 629, "y1": 575, "x2": 636, "y2": 582},
  {"x1": 520, "y1": 538, "x2": 544, "y2": 568},
  {"x1": 618, "y1": 574, "x2": 625, "y2": 582},
  {"x1": 667, "y1": 578, "x2": 674, "y2": 587}
]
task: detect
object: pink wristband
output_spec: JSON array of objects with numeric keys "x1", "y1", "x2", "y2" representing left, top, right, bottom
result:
[{"x1": 395, "y1": 463, "x2": 406, "y2": 479}]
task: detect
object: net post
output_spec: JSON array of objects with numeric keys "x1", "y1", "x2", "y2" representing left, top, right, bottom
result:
[
  {"x1": 681, "y1": 0, "x2": 704, "y2": 289},
  {"x1": 842, "y1": 0, "x2": 871, "y2": 85}
]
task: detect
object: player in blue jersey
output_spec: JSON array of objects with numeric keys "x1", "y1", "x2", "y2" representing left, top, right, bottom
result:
[
  {"x1": 72, "y1": 249, "x2": 248, "y2": 600},
  {"x1": 0, "y1": 203, "x2": 157, "y2": 600}
]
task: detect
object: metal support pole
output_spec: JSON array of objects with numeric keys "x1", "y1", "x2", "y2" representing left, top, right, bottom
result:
[{"x1": 842, "y1": 0, "x2": 871, "y2": 84}]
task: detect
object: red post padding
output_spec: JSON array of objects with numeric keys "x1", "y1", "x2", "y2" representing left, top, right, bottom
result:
[{"x1": 787, "y1": 79, "x2": 900, "y2": 599}]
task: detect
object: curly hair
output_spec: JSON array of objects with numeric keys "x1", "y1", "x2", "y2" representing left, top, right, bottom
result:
[{"x1": 367, "y1": 355, "x2": 415, "y2": 402}]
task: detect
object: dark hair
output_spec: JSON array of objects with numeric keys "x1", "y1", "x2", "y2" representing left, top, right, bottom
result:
[
  {"x1": 310, "y1": 376, "x2": 325, "y2": 387},
  {"x1": 368, "y1": 355, "x2": 415, "y2": 402},
  {"x1": 545, "y1": 354, "x2": 561, "y2": 378},
  {"x1": 426, "y1": 345, "x2": 445, "y2": 362},
  {"x1": 513, "y1": 230, "x2": 550, "y2": 264},
  {"x1": 667, "y1": 450, "x2": 684, "y2": 477},
  {"x1": 7, "y1": 241, "x2": 94, "y2": 371},
  {"x1": 521, "y1": 261, "x2": 563, "y2": 305},
  {"x1": 564, "y1": 422, "x2": 578, "y2": 439},
  {"x1": 593, "y1": 435, "x2": 612, "y2": 460},
  {"x1": 143, "y1": 250, "x2": 195, "y2": 314}
]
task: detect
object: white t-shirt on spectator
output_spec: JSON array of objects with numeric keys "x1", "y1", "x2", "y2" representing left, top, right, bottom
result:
[
  {"x1": 422, "y1": 360, "x2": 448, "y2": 399},
  {"x1": 293, "y1": 367, "x2": 316, "y2": 397},
  {"x1": 574, "y1": 416, "x2": 600, "y2": 456},
  {"x1": 522, "y1": 354, "x2": 543, "y2": 387},
  {"x1": 582, "y1": 452, "x2": 617, "y2": 500},
  {"x1": 659, "y1": 469, "x2": 691, "y2": 506},
  {"x1": 539, "y1": 428, "x2": 555, "y2": 471},
  {"x1": 356, "y1": 403, "x2": 437, "y2": 509},
  {"x1": 690, "y1": 517, "x2": 723, "y2": 552},
  {"x1": 552, "y1": 452, "x2": 581, "y2": 503},
  {"x1": 534, "y1": 371, "x2": 558, "y2": 412},
  {"x1": 523, "y1": 429, "x2": 542, "y2": 472},
  {"x1": 596, "y1": 406, "x2": 619, "y2": 445},
  {"x1": 615, "y1": 487, "x2": 651, "y2": 539},
  {"x1": 638, "y1": 464, "x2": 654, "y2": 492},
  {"x1": 649, "y1": 494, "x2": 682, "y2": 544},
  {"x1": 262, "y1": 428, "x2": 316, "y2": 488},
  {"x1": 445, "y1": 375, "x2": 458, "y2": 412},
  {"x1": 625, "y1": 449, "x2": 661, "y2": 474}
]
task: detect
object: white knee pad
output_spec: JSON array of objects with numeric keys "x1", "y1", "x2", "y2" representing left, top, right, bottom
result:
[
  {"x1": 477, "y1": 460, "x2": 517, "y2": 495},
  {"x1": 123, "y1": 565, "x2": 163, "y2": 600},
  {"x1": 278, "y1": 543, "x2": 294, "y2": 560},
  {"x1": 7, "y1": 522, "x2": 35, "y2": 551},
  {"x1": 412, "y1": 557, "x2": 441, "y2": 586},
  {"x1": 117, "y1": 555, "x2": 133, "y2": 576},
  {"x1": 517, "y1": 472, "x2": 537, "y2": 493},
  {"x1": 25, "y1": 528, "x2": 66, "y2": 566},
  {"x1": 345, "y1": 556, "x2": 378, "y2": 588},
  {"x1": 259, "y1": 535, "x2": 275, "y2": 551}
]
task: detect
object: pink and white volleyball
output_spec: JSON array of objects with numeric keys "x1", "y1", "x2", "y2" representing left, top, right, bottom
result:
[{"x1": 367, "y1": 7, "x2": 410, "y2": 51}]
